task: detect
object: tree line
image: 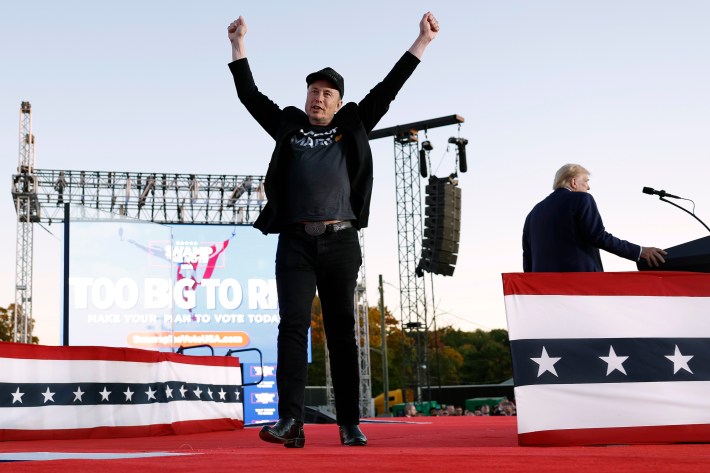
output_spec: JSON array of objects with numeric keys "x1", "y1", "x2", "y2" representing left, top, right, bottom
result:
[
  {"x1": 308, "y1": 297, "x2": 512, "y2": 394},
  {"x1": 0, "y1": 304, "x2": 40, "y2": 344},
  {"x1": 1, "y1": 299, "x2": 513, "y2": 396}
]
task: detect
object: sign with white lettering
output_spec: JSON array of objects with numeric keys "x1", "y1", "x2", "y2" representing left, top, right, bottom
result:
[{"x1": 66, "y1": 221, "x2": 281, "y2": 362}]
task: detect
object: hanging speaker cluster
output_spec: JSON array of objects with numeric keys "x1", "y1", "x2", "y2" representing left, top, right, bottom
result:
[{"x1": 417, "y1": 175, "x2": 461, "y2": 277}]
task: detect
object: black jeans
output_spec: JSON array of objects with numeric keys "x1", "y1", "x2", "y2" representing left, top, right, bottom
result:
[{"x1": 275, "y1": 225, "x2": 362, "y2": 425}]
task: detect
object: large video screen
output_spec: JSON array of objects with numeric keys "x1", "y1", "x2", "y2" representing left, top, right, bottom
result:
[{"x1": 66, "y1": 220, "x2": 279, "y2": 361}]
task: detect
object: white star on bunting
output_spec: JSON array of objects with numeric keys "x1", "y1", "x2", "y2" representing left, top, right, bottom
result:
[
  {"x1": 193, "y1": 386, "x2": 203, "y2": 398},
  {"x1": 165, "y1": 385, "x2": 173, "y2": 399},
  {"x1": 531, "y1": 347, "x2": 561, "y2": 377},
  {"x1": 100, "y1": 387, "x2": 111, "y2": 401},
  {"x1": 207, "y1": 388, "x2": 214, "y2": 399},
  {"x1": 124, "y1": 387, "x2": 134, "y2": 402},
  {"x1": 145, "y1": 386, "x2": 157, "y2": 401},
  {"x1": 666, "y1": 345, "x2": 694, "y2": 374},
  {"x1": 218, "y1": 388, "x2": 227, "y2": 400},
  {"x1": 179, "y1": 385, "x2": 188, "y2": 398},
  {"x1": 42, "y1": 387, "x2": 56, "y2": 403},
  {"x1": 73, "y1": 387, "x2": 85, "y2": 402},
  {"x1": 599, "y1": 346, "x2": 629, "y2": 375},
  {"x1": 11, "y1": 387, "x2": 24, "y2": 404}
]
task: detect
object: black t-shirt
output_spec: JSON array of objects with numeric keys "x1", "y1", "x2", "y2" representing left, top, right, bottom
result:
[{"x1": 286, "y1": 126, "x2": 356, "y2": 224}]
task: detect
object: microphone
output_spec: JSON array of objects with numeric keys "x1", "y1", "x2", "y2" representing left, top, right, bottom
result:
[{"x1": 642, "y1": 187, "x2": 682, "y2": 199}]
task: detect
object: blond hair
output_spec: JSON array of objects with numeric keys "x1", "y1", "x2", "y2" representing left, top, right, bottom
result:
[{"x1": 553, "y1": 164, "x2": 590, "y2": 190}]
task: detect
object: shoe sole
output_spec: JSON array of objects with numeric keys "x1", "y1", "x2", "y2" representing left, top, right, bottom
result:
[
  {"x1": 340, "y1": 434, "x2": 367, "y2": 446},
  {"x1": 259, "y1": 429, "x2": 306, "y2": 448},
  {"x1": 342, "y1": 440, "x2": 367, "y2": 446}
]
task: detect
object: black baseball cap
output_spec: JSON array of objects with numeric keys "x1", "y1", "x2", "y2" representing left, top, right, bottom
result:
[{"x1": 306, "y1": 67, "x2": 344, "y2": 98}]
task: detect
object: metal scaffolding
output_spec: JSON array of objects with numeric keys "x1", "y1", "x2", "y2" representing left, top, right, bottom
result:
[
  {"x1": 370, "y1": 115, "x2": 464, "y2": 404},
  {"x1": 11, "y1": 102, "x2": 38, "y2": 343},
  {"x1": 24, "y1": 169, "x2": 266, "y2": 225}
]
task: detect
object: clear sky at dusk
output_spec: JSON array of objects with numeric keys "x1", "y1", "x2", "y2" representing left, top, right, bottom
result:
[{"x1": 2, "y1": 1, "x2": 709, "y2": 344}]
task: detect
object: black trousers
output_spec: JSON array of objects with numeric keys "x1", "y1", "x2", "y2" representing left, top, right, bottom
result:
[{"x1": 274, "y1": 225, "x2": 362, "y2": 425}]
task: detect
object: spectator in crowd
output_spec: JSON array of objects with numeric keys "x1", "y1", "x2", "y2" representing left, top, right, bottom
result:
[{"x1": 405, "y1": 403, "x2": 418, "y2": 417}]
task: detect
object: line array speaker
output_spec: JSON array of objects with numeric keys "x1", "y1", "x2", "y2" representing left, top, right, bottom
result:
[{"x1": 417, "y1": 176, "x2": 461, "y2": 277}]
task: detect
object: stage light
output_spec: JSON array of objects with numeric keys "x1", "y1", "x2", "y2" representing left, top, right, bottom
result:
[
  {"x1": 138, "y1": 175, "x2": 155, "y2": 208},
  {"x1": 80, "y1": 171, "x2": 86, "y2": 204},
  {"x1": 189, "y1": 175, "x2": 199, "y2": 203},
  {"x1": 125, "y1": 176, "x2": 132, "y2": 209},
  {"x1": 54, "y1": 171, "x2": 67, "y2": 206},
  {"x1": 419, "y1": 140, "x2": 433, "y2": 178},
  {"x1": 256, "y1": 180, "x2": 266, "y2": 205},
  {"x1": 228, "y1": 176, "x2": 252, "y2": 207},
  {"x1": 448, "y1": 137, "x2": 468, "y2": 173}
]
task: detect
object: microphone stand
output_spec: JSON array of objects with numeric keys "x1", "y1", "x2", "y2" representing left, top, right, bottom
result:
[{"x1": 659, "y1": 196, "x2": 710, "y2": 234}]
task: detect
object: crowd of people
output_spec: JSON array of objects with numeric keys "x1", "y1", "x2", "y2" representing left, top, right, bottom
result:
[{"x1": 402, "y1": 399, "x2": 516, "y2": 417}]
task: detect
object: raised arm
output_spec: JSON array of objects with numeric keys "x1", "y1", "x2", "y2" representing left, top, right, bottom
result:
[
  {"x1": 228, "y1": 16, "x2": 248, "y2": 61},
  {"x1": 408, "y1": 11, "x2": 439, "y2": 59},
  {"x1": 227, "y1": 15, "x2": 282, "y2": 139}
]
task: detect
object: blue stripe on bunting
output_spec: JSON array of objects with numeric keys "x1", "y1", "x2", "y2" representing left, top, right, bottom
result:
[
  {"x1": 0, "y1": 382, "x2": 244, "y2": 408},
  {"x1": 511, "y1": 338, "x2": 710, "y2": 386}
]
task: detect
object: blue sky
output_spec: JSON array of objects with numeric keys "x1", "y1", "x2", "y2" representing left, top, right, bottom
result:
[{"x1": 2, "y1": 1, "x2": 710, "y2": 344}]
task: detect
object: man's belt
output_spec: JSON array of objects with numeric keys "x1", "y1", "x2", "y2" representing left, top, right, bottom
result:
[{"x1": 302, "y1": 220, "x2": 353, "y2": 236}]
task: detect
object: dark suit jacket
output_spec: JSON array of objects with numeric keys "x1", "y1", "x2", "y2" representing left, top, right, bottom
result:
[{"x1": 522, "y1": 188, "x2": 641, "y2": 272}]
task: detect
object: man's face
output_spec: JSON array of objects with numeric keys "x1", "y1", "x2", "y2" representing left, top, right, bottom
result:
[
  {"x1": 305, "y1": 79, "x2": 342, "y2": 126},
  {"x1": 570, "y1": 173, "x2": 591, "y2": 192}
]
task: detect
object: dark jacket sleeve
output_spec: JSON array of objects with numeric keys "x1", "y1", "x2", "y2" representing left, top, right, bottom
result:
[
  {"x1": 356, "y1": 51, "x2": 421, "y2": 133},
  {"x1": 577, "y1": 193, "x2": 641, "y2": 262},
  {"x1": 522, "y1": 213, "x2": 532, "y2": 272},
  {"x1": 228, "y1": 58, "x2": 282, "y2": 140}
]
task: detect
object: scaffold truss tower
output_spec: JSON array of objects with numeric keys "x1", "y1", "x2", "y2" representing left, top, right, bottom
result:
[
  {"x1": 11, "y1": 102, "x2": 38, "y2": 343},
  {"x1": 370, "y1": 115, "x2": 464, "y2": 404}
]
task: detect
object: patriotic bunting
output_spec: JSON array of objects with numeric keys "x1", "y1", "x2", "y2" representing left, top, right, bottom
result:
[
  {"x1": 0, "y1": 343, "x2": 244, "y2": 441},
  {"x1": 503, "y1": 271, "x2": 710, "y2": 446}
]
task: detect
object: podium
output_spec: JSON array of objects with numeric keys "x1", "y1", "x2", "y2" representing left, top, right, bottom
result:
[
  {"x1": 503, "y1": 271, "x2": 710, "y2": 446},
  {"x1": 637, "y1": 235, "x2": 710, "y2": 273}
]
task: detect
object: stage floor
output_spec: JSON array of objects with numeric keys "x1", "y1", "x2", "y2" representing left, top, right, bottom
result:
[{"x1": 2, "y1": 417, "x2": 710, "y2": 472}]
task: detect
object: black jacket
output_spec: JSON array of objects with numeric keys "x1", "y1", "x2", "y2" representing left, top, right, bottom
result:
[{"x1": 229, "y1": 52, "x2": 420, "y2": 234}]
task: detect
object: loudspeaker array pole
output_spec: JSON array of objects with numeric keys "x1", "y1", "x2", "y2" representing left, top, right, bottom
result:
[
  {"x1": 394, "y1": 132, "x2": 428, "y2": 404},
  {"x1": 370, "y1": 114, "x2": 464, "y2": 406}
]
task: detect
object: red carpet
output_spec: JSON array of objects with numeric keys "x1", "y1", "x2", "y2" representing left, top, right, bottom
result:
[{"x1": 2, "y1": 417, "x2": 710, "y2": 472}]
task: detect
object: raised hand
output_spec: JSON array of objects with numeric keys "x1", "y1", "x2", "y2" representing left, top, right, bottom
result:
[
  {"x1": 228, "y1": 16, "x2": 248, "y2": 61},
  {"x1": 420, "y1": 11, "x2": 440, "y2": 42},
  {"x1": 409, "y1": 11, "x2": 439, "y2": 59},
  {"x1": 228, "y1": 16, "x2": 247, "y2": 44}
]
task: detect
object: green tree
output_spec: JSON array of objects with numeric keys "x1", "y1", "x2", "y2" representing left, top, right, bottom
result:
[
  {"x1": 307, "y1": 302, "x2": 513, "y2": 394},
  {"x1": 368, "y1": 305, "x2": 409, "y2": 395},
  {"x1": 438, "y1": 327, "x2": 512, "y2": 384},
  {"x1": 0, "y1": 303, "x2": 40, "y2": 344}
]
